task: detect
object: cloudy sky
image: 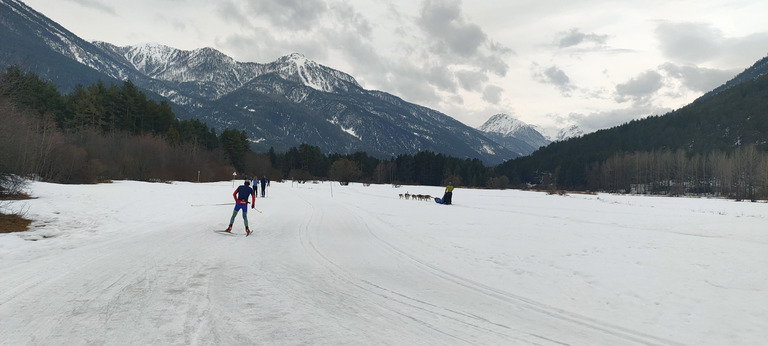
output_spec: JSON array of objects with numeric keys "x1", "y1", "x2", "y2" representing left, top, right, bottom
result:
[{"x1": 24, "y1": 0, "x2": 768, "y2": 134}]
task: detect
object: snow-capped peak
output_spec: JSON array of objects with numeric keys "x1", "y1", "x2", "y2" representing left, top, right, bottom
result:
[
  {"x1": 94, "y1": 41, "x2": 361, "y2": 94},
  {"x1": 477, "y1": 113, "x2": 529, "y2": 136},
  {"x1": 274, "y1": 53, "x2": 360, "y2": 93},
  {"x1": 555, "y1": 125, "x2": 584, "y2": 141},
  {"x1": 534, "y1": 124, "x2": 586, "y2": 142},
  {"x1": 477, "y1": 113, "x2": 552, "y2": 156},
  {"x1": 122, "y1": 43, "x2": 179, "y2": 73},
  {"x1": 283, "y1": 52, "x2": 310, "y2": 65}
]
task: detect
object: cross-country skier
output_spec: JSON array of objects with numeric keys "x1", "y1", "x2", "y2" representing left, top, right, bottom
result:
[
  {"x1": 227, "y1": 178, "x2": 256, "y2": 235},
  {"x1": 259, "y1": 176, "x2": 268, "y2": 197}
]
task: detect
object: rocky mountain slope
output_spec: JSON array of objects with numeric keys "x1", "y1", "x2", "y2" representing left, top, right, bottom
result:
[
  {"x1": 0, "y1": 0, "x2": 514, "y2": 164},
  {"x1": 476, "y1": 114, "x2": 551, "y2": 156}
]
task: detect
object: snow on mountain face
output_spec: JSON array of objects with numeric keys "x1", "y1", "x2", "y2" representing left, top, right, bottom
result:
[
  {"x1": 556, "y1": 125, "x2": 584, "y2": 141},
  {"x1": 96, "y1": 43, "x2": 361, "y2": 95},
  {"x1": 1, "y1": 0, "x2": 111, "y2": 72},
  {"x1": 477, "y1": 113, "x2": 528, "y2": 136},
  {"x1": 123, "y1": 43, "x2": 180, "y2": 75},
  {"x1": 273, "y1": 53, "x2": 361, "y2": 93},
  {"x1": 476, "y1": 114, "x2": 537, "y2": 158},
  {"x1": 2, "y1": 0, "x2": 510, "y2": 164},
  {"x1": 479, "y1": 113, "x2": 586, "y2": 144},
  {"x1": 95, "y1": 42, "x2": 264, "y2": 88},
  {"x1": 478, "y1": 113, "x2": 551, "y2": 151}
]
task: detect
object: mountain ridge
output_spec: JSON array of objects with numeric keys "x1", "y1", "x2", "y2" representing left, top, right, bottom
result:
[
  {"x1": 0, "y1": 0, "x2": 515, "y2": 164},
  {"x1": 95, "y1": 43, "x2": 513, "y2": 162},
  {"x1": 696, "y1": 55, "x2": 768, "y2": 101},
  {"x1": 495, "y1": 63, "x2": 768, "y2": 189},
  {"x1": 476, "y1": 114, "x2": 551, "y2": 156}
]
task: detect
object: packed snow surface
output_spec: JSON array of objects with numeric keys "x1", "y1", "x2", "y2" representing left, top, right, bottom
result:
[{"x1": 1, "y1": 180, "x2": 766, "y2": 345}]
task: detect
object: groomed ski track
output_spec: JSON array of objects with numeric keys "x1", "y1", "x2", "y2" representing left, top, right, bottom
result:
[{"x1": 2, "y1": 180, "x2": 766, "y2": 345}]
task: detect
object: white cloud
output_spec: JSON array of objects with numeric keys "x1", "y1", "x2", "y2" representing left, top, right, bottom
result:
[
  {"x1": 482, "y1": 85, "x2": 504, "y2": 104},
  {"x1": 68, "y1": 0, "x2": 116, "y2": 15},
  {"x1": 655, "y1": 21, "x2": 768, "y2": 67},
  {"x1": 566, "y1": 103, "x2": 671, "y2": 133},
  {"x1": 655, "y1": 22, "x2": 724, "y2": 64},
  {"x1": 532, "y1": 64, "x2": 576, "y2": 96},
  {"x1": 456, "y1": 69, "x2": 488, "y2": 92},
  {"x1": 556, "y1": 28, "x2": 608, "y2": 49},
  {"x1": 418, "y1": 0, "x2": 487, "y2": 58},
  {"x1": 660, "y1": 63, "x2": 737, "y2": 92},
  {"x1": 243, "y1": 0, "x2": 328, "y2": 29},
  {"x1": 615, "y1": 70, "x2": 664, "y2": 104}
]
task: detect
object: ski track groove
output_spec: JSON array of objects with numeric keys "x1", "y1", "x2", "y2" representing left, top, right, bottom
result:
[
  {"x1": 294, "y1": 193, "x2": 516, "y2": 342},
  {"x1": 293, "y1": 192, "x2": 596, "y2": 345},
  {"x1": 1, "y1": 222, "x2": 248, "y2": 345},
  {"x1": 371, "y1": 231, "x2": 682, "y2": 346},
  {"x1": 339, "y1": 196, "x2": 685, "y2": 346},
  {"x1": 5, "y1": 181, "x2": 763, "y2": 344}
]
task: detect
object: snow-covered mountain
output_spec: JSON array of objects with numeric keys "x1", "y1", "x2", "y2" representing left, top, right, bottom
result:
[
  {"x1": 532, "y1": 124, "x2": 586, "y2": 143},
  {"x1": 0, "y1": 0, "x2": 514, "y2": 164},
  {"x1": 95, "y1": 43, "x2": 264, "y2": 97},
  {"x1": 477, "y1": 114, "x2": 550, "y2": 157},
  {"x1": 0, "y1": 0, "x2": 129, "y2": 88},
  {"x1": 554, "y1": 125, "x2": 585, "y2": 142},
  {"x1": 92, "y1": 43, "x2": 362, "y2": 103},
  {"x1": 476, "y1": 114, "x2": 587, "y2": 157},
  {"x1": 272, "y1": 53, "x2": 361, "y2": 93}
]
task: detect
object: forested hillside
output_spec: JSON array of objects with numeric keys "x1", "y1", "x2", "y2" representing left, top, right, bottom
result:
[
  {"x1": 698, "y1": 56, "x2": 768, "y2": 101},
  {"x1": 0, "y1": 67, "x2": 244, "y2": 185},
  {"x1": 497, "y1": 73, "x2": 768, "y2": 200},
  {"x1": 0, "y1": 68, "x2": 493, "y2": 190},
  {"x1": 2, "y1": 66, "x2": 767, "y2": 199}
]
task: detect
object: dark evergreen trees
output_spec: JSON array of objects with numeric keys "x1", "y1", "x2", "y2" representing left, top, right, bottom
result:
[
  {"x1": 1, "y1": 68, "x2": 235, "y2": 183},
  {"x1": 495, "y1": 73, "x2": 768, "y2": 198},
  {"x1": 219, "y1": 129, "x2": 250, "y2": 173}
]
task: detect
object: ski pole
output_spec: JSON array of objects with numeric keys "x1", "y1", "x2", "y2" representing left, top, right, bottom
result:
[
  {"x1": 190, "y1": 203, "x2": 231, "y2": 207},
  {"x1": 246, "y1": 201, "x2": 263, "y2": 214}
]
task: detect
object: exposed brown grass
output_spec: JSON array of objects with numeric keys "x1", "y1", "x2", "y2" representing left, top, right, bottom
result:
[
  {"x1": 0, "y1": 212, "x2": 32, "y2": 233},
  {"x1": 1, "y1": 192, "x2": 32, "y2": 200},
  {"x1": 0, "y1": 193, "x2": 33, "y2": 233}
]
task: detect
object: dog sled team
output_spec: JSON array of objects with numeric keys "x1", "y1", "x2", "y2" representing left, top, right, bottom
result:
[
  {"x1": 399, "y1": 182, "x2": 454, "y2": 205},
  {"x1": 399, "y1": 192, "x2": 433, "y2": 201}
]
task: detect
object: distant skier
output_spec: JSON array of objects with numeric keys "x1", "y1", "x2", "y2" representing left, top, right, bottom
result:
[
  {"x1": 226, "y1": 179, "x2": 256, "y2": 235},
  {"x1": 250, "y1": 176, "x2": 258, "y2": 197},
  {"x1": 259, "y1": 176, "x2": 269, "y2": 197},
  {"x1": 435, "y1": 181, "x2": 454, "y2": 205}
]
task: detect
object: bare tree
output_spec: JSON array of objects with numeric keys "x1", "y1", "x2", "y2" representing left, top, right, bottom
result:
[{"x1": 329, "y1": 158, "x2": 362, "y2": 183}]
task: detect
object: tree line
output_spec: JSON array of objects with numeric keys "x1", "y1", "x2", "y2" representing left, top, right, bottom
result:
[
  {"x1": 0, "y1": 67, "x2": 245, "y2": 185},
  {"x1": 0, "y1": 67, "x2": 495, "y2": 190},
  {"x1": 497, "y1": 73, "x2": 768, "y2": 200},
  {"x1": 260, "y1": 144, "x2": 495, "y2": 188},
  {"x1": 587, "y1": 147, "x2": 768, "y2": 200},
  {"x1": 2, "y1": 66, "x2": 766, "y2": 200}
]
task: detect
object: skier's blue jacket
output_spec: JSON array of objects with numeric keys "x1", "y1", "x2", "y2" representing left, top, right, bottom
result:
[{"x1": 234, "y1": 184, "x2": 255, "y2": 205}]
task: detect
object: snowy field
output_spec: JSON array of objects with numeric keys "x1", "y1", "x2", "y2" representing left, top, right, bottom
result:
[{"x1": 1, "y1": 180, "x2": 766, "y2": 345}]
